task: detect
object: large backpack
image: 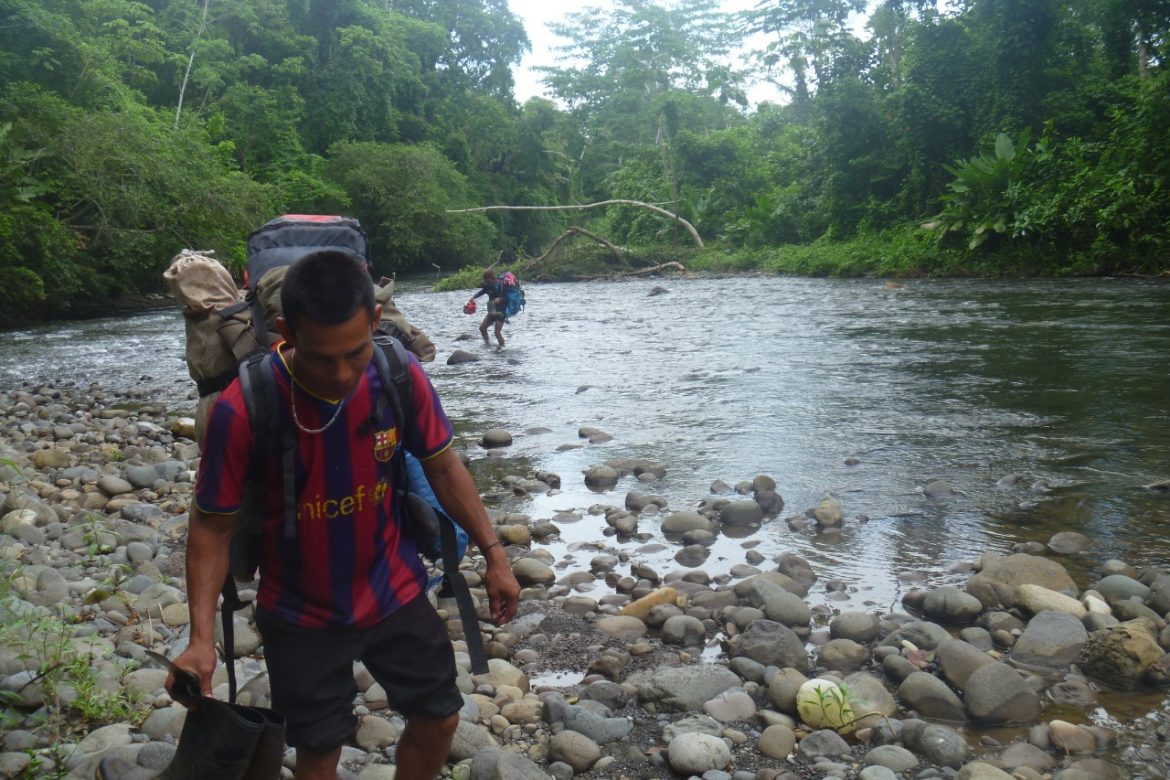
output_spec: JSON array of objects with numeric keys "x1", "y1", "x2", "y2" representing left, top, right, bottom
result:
[
  {"x1": 165, "y1": 215, "x2": 436, "y2": 445},
  {"x1": 501, "y1": 271, "x2": 525, "y2": 317}
]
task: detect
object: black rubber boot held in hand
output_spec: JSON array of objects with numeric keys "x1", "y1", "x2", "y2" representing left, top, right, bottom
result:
[{"x1": 96, "y1": 698, "x2": 275, "y2": 780}]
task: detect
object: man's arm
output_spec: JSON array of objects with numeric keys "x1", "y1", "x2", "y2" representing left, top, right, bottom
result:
[
  {"x1": 171, "y1": 505, "x2": 236, "y2": 699},
  {"x1": 421, "y1": 447, "x2": 520, "y2": 624}
]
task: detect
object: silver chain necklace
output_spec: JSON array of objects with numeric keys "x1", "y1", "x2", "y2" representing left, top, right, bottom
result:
[{"x1": 289, "y1": 358, "x2": 347, "y2": 435}]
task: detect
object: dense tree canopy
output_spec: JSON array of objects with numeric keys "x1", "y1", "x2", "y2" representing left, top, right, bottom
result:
[{"x1": 0, "y1": 0, "x2": 1166, "y2": 324}]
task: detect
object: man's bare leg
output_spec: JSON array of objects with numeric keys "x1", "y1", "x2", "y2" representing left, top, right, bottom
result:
[
  {"x1": 479, "y1": 316, "x2": 491, "y2": 345},
  {"x1": 393, "y1": 713, "x2": 458, "y2": 780},
  {"x1": 294, "y1": 745, "x2": 342, "y2": 779},
  {"x1": 494, "y1": 321, "x2": 505, "y2": 348}
]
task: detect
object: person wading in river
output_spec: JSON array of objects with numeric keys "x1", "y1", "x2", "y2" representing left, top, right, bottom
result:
[
  {"x1": 467, "y1": 268, "x2": 507, "y2": 348},
  {"x1": 164, "y1": 251, "x2": 519, "y2": 780}
]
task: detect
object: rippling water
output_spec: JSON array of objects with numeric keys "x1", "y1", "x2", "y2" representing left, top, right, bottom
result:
[{"x1": 3, "y1": 275, "x2": 1169, "y2": 774}]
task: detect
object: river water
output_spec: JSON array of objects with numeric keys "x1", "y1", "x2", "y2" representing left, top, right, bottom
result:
[{"x1": 2, "y1": 275, "x2": 1169, "y2": 772}]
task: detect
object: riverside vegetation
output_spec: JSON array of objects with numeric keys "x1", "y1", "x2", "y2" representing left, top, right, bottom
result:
[
  {"x1": 2, "y1": 380, "x2": 1169, "y2": 780},
  {"x1": 2, "y1": 0, "x2": 1169, "y2": 327}
]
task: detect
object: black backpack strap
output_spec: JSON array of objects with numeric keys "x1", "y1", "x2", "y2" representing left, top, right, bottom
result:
[
  {"x1": 441, "y1": 509, "x2": 489, "y2": 674},
  {"x1": 248, "y1": 291, "x2": 274, "y2": 349},
  {"x1": 370, "y1": 337, "x2": 488, "y2": 674},
  {"x1": 220, "y1": 577, "x2": 241, "y2": 703},
  {"x1": 222, "y1": 351, "x2": 295, "y2": 703}
]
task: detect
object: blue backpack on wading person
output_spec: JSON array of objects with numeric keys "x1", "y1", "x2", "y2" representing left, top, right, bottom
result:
[{"x1": 501, "y1": 271, "x2": 525, "y2": 317}]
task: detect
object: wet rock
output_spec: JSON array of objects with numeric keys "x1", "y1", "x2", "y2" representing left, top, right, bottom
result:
[
  {"x1": 513, "y1": 557, "x2": 556, "y2": 587},
  {"x1": 921, "y1": 480, "x2": 956, "y2": 498},
  {"x1": 661, "y1": 511, "x2": 713, "y2": 535},
  {"x1": 1078, "y1": 618, "x2": 1165, "y2": 688},
  {"x1": 898, "y1": 671, "x2": 965, "y2": 721},
  {"x1": 1091, "y1": 574, "x2": 1151, "y2": 605},
  {"x1": 936, "y1": 638, "x2": 996, "y2": 689},
  {"x1": 1014, "y1": 583, "x2": 1086, "y2": 618},
  {"x1": 922, "y1": 586, "x2": 984, "y2": 624},
  {"x1": 830, "y1": 611, "x2": 880, "y2": 643},
  {"x1": 719, "y1": 500, "x2": 763, "y2": 526},
  {"x1": 583, "y1": 465, "x2": 619, "y2": 488},
  {"x1": 1012, "y1": 610, "x2": 1088, "y2": 671},
  {"x1": 727, "y1": 620, "x2": 810, "y2": 671},
  {"x1": 775, "y1": 552, "x2": 817, "y2": 590},
  {"x1": 580, "y1": 427, "x2": 613, "y2": 444},
  {"x1": 741, "y1": 577, "x2": 810, "y2": 627},
  {"x1": 999, "y1": 741, "x2": 1057, "y2": 772},
  {"x1": 813, "y1": 496, "x2": 844, "y2": 528},
  {"x1": 955, "y1": 762, "x2": 1016, "y2": 779},
  {"x1": 966, "y1": 553, "x2": 1077, "y2": 610},
  {"x1": 818, "y1": 638, "x2": 868, "y2": 673},
  {"x1": 624, "y1": 491, "x2": 666, "y2": 513},
  {"x1": 1048, "y1": 719, "x2": 1097, "y2": 754},
  {"x1": 963, "y1": 663, "x2": 1042, "y2": 724},
  {"x1": 880, "y1": 620, "x2": 951, "y2": 651},
  {"x1": 661, "y1": 615, "x2": 705, "y2": 646},
  {"x1": 1047, "y1": 531, "x2": 1091, "y2": 555},
  {"x1": 674, "y1": 544, "x2": 710, "y2": 566},
  {"x1": 901, "y1": 721, "x2": 970, "y2": 768}
]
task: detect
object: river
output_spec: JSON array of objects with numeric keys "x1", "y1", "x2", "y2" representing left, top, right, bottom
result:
[{"x1": 2, "y1": 275, "x2": 1169, "y2": 773}]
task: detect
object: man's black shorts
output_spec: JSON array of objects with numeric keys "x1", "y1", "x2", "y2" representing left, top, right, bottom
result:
[{"x1": 255, "y1": 594, "x2": 462, "y2": 754}]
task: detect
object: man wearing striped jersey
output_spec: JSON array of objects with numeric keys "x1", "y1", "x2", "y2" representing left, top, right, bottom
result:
[{"x1": 176, "y1": 250, "x2": 520, "y2": 780}]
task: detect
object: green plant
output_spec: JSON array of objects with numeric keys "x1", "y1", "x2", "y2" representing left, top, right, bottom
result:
[
  {"x1": 0, "y1": 598, "x2": 148, "y2": 758},
  {"x1": 77, "y1": 514, "x2": 115, "y2": 559},
  {"x1": 929, "y1": 128, "x2": 1050, "y2": 250}
]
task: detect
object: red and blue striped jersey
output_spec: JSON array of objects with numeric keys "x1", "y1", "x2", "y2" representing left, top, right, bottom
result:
[{"x1": 194, "y1": 342, "x2": 454, "y2": 629}]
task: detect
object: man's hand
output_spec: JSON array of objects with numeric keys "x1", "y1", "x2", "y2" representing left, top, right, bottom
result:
[
  {"x1": 482, "y1": 545, "x2": 520, "y2": 624},
  {"x1": 168, "y1": 642, "x2": 218, "y2": 705}
]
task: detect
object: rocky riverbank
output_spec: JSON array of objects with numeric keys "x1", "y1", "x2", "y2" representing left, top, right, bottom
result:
[{"x1": 1, "y1": 382, "x2": 1169, "y2": 780}]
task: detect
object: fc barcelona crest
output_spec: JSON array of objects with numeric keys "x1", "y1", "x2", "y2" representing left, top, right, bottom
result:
[{"x1": 373, "y1": 428, "x2": 398, "y2": 462}]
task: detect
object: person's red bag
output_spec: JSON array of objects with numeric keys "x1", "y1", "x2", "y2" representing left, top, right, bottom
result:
[{"x1": 463, "y1": 301, "x2": 476, "y2": 315}]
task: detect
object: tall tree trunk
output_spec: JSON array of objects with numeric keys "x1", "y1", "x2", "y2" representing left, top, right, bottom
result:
[{"x1": 175, "y1": 0, "x2": 212, "y2": 130}]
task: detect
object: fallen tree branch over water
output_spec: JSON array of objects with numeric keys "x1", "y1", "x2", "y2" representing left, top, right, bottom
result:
[
  {"x1": 532, "y1": 226, "x2": 623, "y2": 264},
  {"x1": 448, "y1": 199, "x2": 703, "y2": 248}
]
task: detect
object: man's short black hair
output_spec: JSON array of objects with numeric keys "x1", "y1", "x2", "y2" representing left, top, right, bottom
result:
[{"x1": 281, "y1": 250, "x2": 375, "y2": 331}]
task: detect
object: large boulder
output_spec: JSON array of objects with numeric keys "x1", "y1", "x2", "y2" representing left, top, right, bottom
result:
[
  {"x1": 629, "y1": 665, "x2": 742, "y2": 713},
  {"x1": 966, "y1": 554, "x2": 1077, "y2": 609},
  {"x1": 1078, "y1": 618, "x2": 1165, "y2": 689},
  {"x1": 1011, "y1": 610, "x2": 1088, "y2": 672}
]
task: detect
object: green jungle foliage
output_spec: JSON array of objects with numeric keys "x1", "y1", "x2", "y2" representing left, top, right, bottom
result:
[{"x1": 0, "y1": 0, "x2": 1167, "y2": 325}]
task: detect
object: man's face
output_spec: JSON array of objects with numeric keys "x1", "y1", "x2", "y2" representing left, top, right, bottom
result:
[
  {"x1": 483, "y1": 272, "x2": 495, "y2": 284},
  {"x1": 278, "y1": 305, "x2": 382, "y2": 400}
]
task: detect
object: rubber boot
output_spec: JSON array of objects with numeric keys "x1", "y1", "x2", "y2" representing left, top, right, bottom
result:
[
  {"x1": 239, "y1": 706, "x2": 286, "y2": 780},
  {"x1": 97, "y1": 699, "x2": 266, "y2": 780}
]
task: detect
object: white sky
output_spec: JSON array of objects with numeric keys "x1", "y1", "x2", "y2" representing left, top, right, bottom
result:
[{"x1": 507, "y1": 0, "x2": 785, "y2": 108}]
